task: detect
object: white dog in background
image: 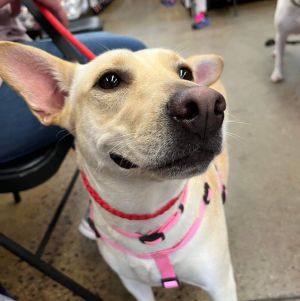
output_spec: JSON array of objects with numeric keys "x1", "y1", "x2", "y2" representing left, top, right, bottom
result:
[{"x1": 271, "y1": 0, "x2": 300, "y2": 82}]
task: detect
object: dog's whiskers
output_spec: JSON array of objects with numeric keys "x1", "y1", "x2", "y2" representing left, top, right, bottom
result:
[
  {"x1": 226, "y1": 131, "x2": 244, "y2": 142},
  {"x1": 227, "y1": 119, "x2": 250, "y2": 126}
]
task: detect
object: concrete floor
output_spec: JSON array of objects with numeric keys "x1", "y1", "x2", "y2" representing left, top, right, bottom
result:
[{"x1": 1, "y1": 0, "x2": 300, "y2": 300}]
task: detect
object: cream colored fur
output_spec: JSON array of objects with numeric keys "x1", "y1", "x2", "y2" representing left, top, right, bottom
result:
[{"x1": 0, "y1": 42, "x2": 237, "y2": 301}]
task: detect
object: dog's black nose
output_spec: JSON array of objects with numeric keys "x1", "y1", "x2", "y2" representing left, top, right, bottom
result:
[{"x1": 166, "y1": 87, "x2": 226, "y2": 138}]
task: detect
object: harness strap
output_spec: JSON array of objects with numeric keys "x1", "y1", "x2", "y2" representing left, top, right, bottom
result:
[
  {"x1": 154, "y1": 255, "x2": 180, "y2": 288},
  {"x1": 111, "y1": 185, "x2": 188, "y2": 245}
]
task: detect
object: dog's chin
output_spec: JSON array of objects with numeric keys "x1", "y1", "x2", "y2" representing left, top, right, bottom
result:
[
  {"x1": 148, "y1": 149, "x2": 217, "y2": 179},
  {"x1": 109, "y1": 147, "x2": 220, "y2": 179}
]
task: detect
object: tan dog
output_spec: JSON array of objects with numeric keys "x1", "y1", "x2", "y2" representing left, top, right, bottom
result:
[{"x1": 0, "y1": 42, "x2": 237, "y2": 301}]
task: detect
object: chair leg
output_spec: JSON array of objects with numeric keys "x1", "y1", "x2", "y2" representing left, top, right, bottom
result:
[
  {"x1": 0, "y1": 233, "x2": 102, "y2": 301},
  {"x1": 36, "y1": 169, "x2": 80, "y2": 257},
  {"x1": 13, "y1": 191, "x2": 21, "y2": 204},
  {"x1": 0, "y1": 169, "x2": 102, "y2": 300}
]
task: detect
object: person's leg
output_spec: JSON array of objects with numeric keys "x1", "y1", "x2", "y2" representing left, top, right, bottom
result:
[
  {"x1": 0, "y1": 83, "x2": 63, "y2": 164},
  {"x1": 192, "y1": 0, "x2": 209, "y2": 30},
  {"x1": 195, "y1": 0, "x2": 207, "y2": 13},
  {"x1": 73, "y1": 31, "x2": 146, "y2": 59},
  {"x1": 0, "y1": 33, "x2": 145, "y2": 164},
  {"x1": 22, "y1": 31, "x2": 146, "y2": 61}
]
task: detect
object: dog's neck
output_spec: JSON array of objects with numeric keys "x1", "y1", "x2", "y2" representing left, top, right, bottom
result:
[{"x1": 78, "y1": 152, "x2": 187, "y2": 233}]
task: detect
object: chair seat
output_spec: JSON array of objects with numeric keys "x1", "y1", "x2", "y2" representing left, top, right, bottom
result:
[
  {"x1": 0, "y1": 135, "x2": 74, "y2": 193},
  {"x1": 69, "y1": 16, "x2": 103, "y2": 34},
  {"x1": 34, "y1": 16, "x2": 104, "y2": 40}
]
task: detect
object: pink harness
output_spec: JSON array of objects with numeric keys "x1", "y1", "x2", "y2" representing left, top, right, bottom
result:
[{"x1": 82, "y1": 167, "x2": 226, "y2": 289}]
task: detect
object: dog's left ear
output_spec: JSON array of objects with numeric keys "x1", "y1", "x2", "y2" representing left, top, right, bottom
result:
[{"x1": 186, "y1": 54, "x2": 224, "y2": 86}]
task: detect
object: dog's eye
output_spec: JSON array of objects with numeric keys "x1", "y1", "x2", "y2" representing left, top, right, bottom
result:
[
  {"x1": 179, "y1": 67, "x2": 193, "y2": 81},
  {"x1": 98, "y1": 72, "x2": 121, "y2": 89}
]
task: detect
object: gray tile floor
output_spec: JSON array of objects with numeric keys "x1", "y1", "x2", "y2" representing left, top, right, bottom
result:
[{"x1": 1, "y1": 0, "x2": 299, "y2": 300}]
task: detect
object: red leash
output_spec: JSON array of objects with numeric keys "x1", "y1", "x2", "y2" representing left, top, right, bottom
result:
[{"x1": 35, "y1": 2, "x2": 96, "y2": 61}]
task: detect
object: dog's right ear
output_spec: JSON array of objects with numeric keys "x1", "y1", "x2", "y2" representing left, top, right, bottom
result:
[
  {"x1": 0, "y1": 42, "x2": 76, "y2": 127},
  {"x1": 186, "y1": 54, "x2": 224, "y2": 87}
]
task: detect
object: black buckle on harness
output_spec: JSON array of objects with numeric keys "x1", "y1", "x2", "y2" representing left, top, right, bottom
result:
[
  {"x1": 203, "y1": 182, "x2": 211, "y2": 205},
  {"x1": 161, "y1": 277, "x2": 180, "y2": 288},
  {"x1": 222, "y1": 184, "x2": 227, "y2": 204},
  {"x1": 139, "y1": 232, "x2": 165, "y2": 244},
  {"x1": 87, "y1": 217, "x2": 101, "y2": 238}
]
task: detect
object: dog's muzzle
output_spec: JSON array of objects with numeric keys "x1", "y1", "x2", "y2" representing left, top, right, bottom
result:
[{"x1": 109, "y1": 86, "x2": 226, "y2": 174}]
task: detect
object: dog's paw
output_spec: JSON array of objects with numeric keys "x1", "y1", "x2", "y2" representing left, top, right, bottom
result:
[{"x1": 271, "y1": 71, "x2": 284, "y2": 83}]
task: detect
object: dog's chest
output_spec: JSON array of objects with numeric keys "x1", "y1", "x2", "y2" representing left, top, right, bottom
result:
[{"x1": 92, "y1": 170, "x2": 227, "y2": 286}]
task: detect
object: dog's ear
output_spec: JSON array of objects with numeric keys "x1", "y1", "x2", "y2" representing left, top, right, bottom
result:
[
  {"x1": 0, "y1": 41, "x2": 76, "y2": 126},
  {"x1": 186, "y1": 54, "x2": 224, "y2": 86}
]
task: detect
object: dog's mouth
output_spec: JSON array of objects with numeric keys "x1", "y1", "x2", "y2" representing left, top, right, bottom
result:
[
  {"x1": 110, "y1": 147, "x2": 217, "y2": 171},
  {"x1": 110, "y1": 153, "x2": 139, "y2": 169},
  {"x1": 150, "y1": 148, "x2": 215, "y2": 170}
]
